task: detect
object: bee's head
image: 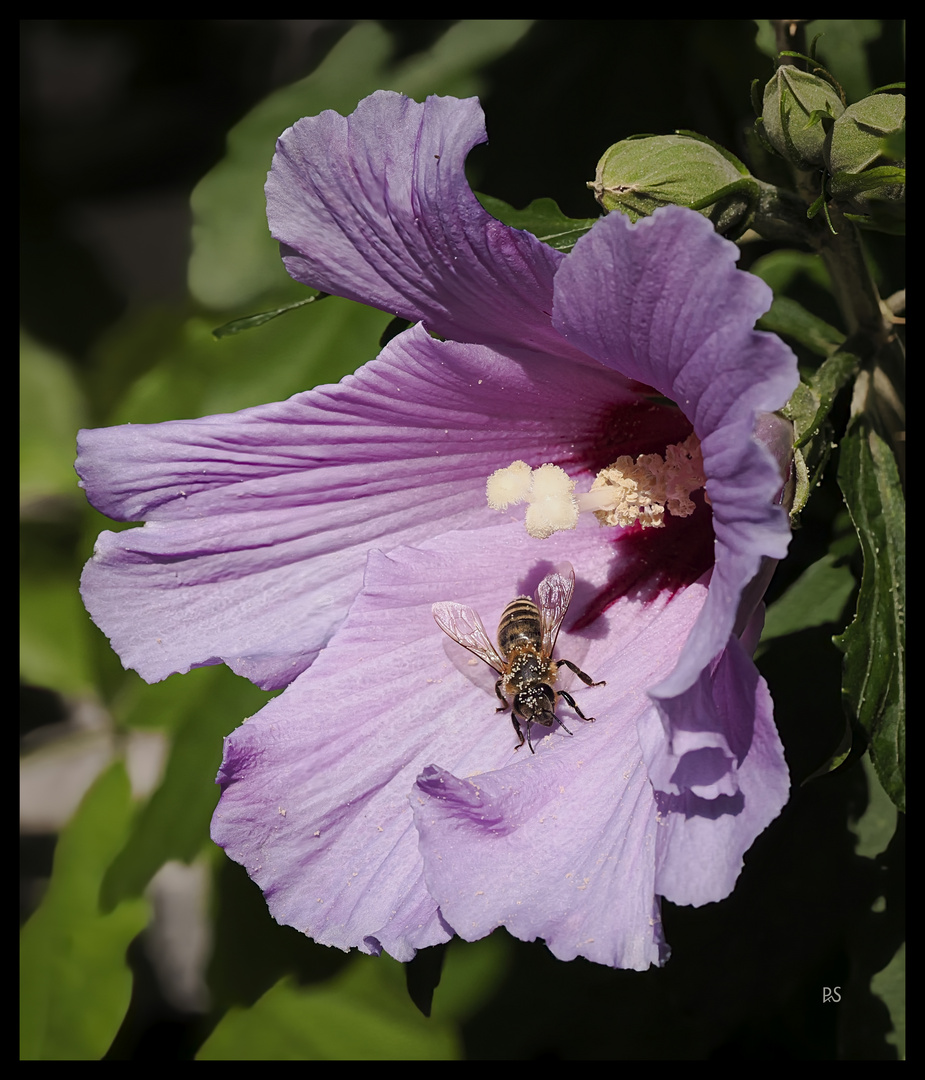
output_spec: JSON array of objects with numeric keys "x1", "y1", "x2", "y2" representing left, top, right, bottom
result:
[{"x1": 514, "y1": 685, "x2": 557, "y2": 728}]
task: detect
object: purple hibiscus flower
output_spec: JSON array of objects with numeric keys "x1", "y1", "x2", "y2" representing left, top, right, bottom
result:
[{"x1": 77, "y1": 91, "x2": 797, "y2": 969}]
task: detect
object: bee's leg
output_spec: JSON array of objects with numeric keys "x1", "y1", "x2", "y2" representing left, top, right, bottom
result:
[
  {"x1": 556, "y1": 659, "x2": 606, "y2": 688},
  {"x1": 494, "y1": 678, "x2": 510, "y2": 713},
  {"x1": 558, "y1": 690, "x2": 596, "y2": 724},
  {"x1": 511, "y1": 714, "x2": 531, "y2": 753}
]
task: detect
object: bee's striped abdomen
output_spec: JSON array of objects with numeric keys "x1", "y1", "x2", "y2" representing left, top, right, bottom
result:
[{"x1": 497, "y1": 597, "x2": 542, "y2": 657}]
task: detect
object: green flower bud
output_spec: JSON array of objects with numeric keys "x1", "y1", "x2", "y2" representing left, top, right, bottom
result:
[
  {"x1": 826, "y1": 93, "x2": 905, "y2": 174},
  {"x1": 587, "y1": 133, "x2": 758, "y2": 238},
  {"x1": 760, "y1": 65, "x2": 844, "y2": 170},
  {"x1": 826, "y1": 93, "x2": 905, "y2": 231}
]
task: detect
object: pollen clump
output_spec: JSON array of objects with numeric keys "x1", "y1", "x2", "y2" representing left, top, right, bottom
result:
[
  {"x1": 486, "y1": 459, "x2": 533, "y2": 510},
  {"x1": 579, "y1": 433, "x2": 706, "y2": 530},
  {"x1": 486, "y1": 461, "x2": 578, "y2": 539}
]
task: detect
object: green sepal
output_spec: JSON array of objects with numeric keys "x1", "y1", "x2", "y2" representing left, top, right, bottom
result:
[
  {"x1": 842, "y1": 210, "x2": 906, "y2": 236},
  {"x1": 776, "y1": 52, "x2": 846, "y2": 100},
  {"x1": 829, "y1": 165, "x2": 905, "y2": 234},
  {"x1": 826, "y1": 92, "x2": 905, "y2": 175},
  {"x1": 791, "y1": 348, "x2": 860, "y2": 450},
  {"x1": 782, "y1": 347, "x2": 859, "y2": 519},
  {"x1": 829, "y1": 165, "x2": 906, "y2": 199}
]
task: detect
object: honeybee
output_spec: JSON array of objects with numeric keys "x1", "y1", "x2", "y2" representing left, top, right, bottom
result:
[{"x1": 432, "y1": 563, "x2": 605, "y2": 753}]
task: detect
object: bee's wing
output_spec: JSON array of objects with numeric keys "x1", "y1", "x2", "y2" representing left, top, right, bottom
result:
[
  {"x1": 432, "y1": 602, "x2": 505, "y2": 673},
  {"x1": 536, "y1": 562, "x2": 575, "y2": 654}
]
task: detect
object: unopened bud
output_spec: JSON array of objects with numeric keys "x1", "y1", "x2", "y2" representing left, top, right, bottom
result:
[
  {"x1": 826, "y1": 92, "x2": 905, "y2": 174},
  {"x1": 588, "y1": 133, "x2": 757, "y2": 238},
  {"x1": 826, "y1": 93, "x2": 905, "y2": 231},
  {"x1": 760, "y1": 66, "x2": 844, "y2": 171}
]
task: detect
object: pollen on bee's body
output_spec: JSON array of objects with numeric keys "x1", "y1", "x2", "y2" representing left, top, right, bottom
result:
[{"x1": 486, "y1": 434, "x2": 706, "y2": 539}]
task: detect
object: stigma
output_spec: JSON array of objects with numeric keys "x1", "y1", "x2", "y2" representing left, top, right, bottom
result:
[{"x1": 486, "y1": 434, "x2": 706, "y2": 539}]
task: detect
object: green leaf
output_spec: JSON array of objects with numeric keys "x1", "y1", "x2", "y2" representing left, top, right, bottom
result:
[
  {"x1": 93, "y1": 297, "x2": 391, "y2": 427},
  {"x1": 848, "y1": 755, "x2": 903, "y2": 1058},
  {"x1": 760, "y1": 552, "x2": 856, "y2": 644},
  {"x1": 197, "y1": 958, "x2": 461, "y2": 1060},
  {"x1": 871, "y1": 942, "x2": 905, "y2": 1060},
  {"x1": 476, "y1": 193, "x2": 598, "y2": 253},
  {"x1": 757, "y1": 294, "x2": 845, "y2": 358},
  {"x1": 849, "y1": 753, "x2": 899, "y2": 859},
  {"x1": 20, "y1": 530, "x2": 96, "y2": 696},
  {"x1": 805, "y1": 348, "x2": 860, "y2": 429},
  {"x1": 19, "y1": 330, "x2": 87, "y2": 512},
  {"x1": 834, "y1": 423, "x2": 905, "y2": 810},
  {"x1": 750, "y1": 248, "x2": 832, "y2": 295},
  {"x1": 101, "y1": 666, "x2": 272, "y2": 904},
  {"x1": 429, "y1": 935, "x2": 512, "y2": 1023},
  {"x1": 20, "y1": 763, "x2": 149, "y2": 1060}
]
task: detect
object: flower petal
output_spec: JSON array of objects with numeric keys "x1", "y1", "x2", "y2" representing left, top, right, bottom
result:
[
  {"x1": 639, "y1": 627, "x2": 789, "y2": 906},
  {"x1": 552, "y1": 206, "x2": 798, "y2": 698},
  {"x1": 77, "y1": 325, "x2": 644, "y2": 689},
  {"x1": 211, "y1": 531, "x2": 561, "y2": 960},
  {"x1": 213, "y1": 518, "x2": 714, "y2": 967},
  {"x1": 412, "y1": 756, "x2": 666, "y2": 970},
  {"x1": 266, "y1": 90, "x2": 585, "y2": 360}
]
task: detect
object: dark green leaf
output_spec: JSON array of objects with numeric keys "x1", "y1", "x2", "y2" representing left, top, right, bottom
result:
[
  {"x1": 784, "y1": 348, "x2": 860, "y2": 519},
  {"x1": 95, "y1": 296, "x2": 390, "y2": 427},
  {"x1": 749, "y1": 248, "x2": 833, "y2": 295},
  {"x1": 476, "y1": 194, "x2": 598, "y2": 253},
  {"x1": 850, "y1": 753, "x2": 899, "y2": 858},
  {"x1": 757, "y1": 294, "x2": 845, "y2": 358},
  {"x1": 834, "y1": 423, "x2": 905, "y2": 810},
  {"x1": 760, "y1": 552, "x2": 856, "y2": 644}
]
